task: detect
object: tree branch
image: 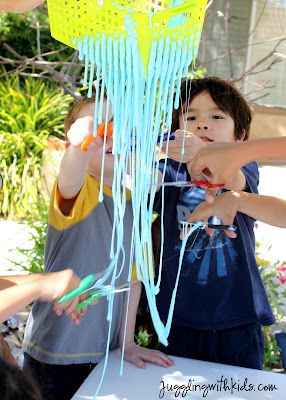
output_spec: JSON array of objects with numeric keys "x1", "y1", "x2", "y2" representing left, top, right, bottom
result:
[{"x1": 233, "y1": 37, "x2": 286, "y2": 82}]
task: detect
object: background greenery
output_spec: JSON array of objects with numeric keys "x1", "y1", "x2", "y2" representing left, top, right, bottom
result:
[
  {"x1": 0, "y1": 76, "x2": 72, "y2": 219},
  {"x1": 0, "y1": 10, "x2": 65, "y2": 59},
  {"x1": 256, "y1": 244, "x2": 286, "y2": 370}
]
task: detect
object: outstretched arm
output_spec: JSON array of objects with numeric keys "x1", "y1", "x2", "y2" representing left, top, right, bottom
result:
[
  {"x1": 190, "y1": 137, "x2": 286, "y2": 183},
  {"x1": 0, "y1": 269, "x2": 85, "y2": 324},
  {"x1": 58, "y1": 115, "x2": 95, "y2": 200},
  {"x1": 0, "y1": 0, "x2": 45, "y2": 12},
  {"x1": 161, "y1": 130, "x2": 246, "y2": 191},
  {"x1": 58, "y1": 113, "x2": 113, "y2": 202},
  {"x1": 181, "y1": 191, "x2": 286, "y2": 239}
]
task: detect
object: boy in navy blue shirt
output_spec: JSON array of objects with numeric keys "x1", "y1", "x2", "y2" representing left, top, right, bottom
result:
[{"x1": 154, "y1": 77, "x2": 274, "y2": 369}]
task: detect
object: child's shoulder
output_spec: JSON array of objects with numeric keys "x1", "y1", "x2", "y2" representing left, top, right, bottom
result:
[{"x1": 48, "y1": 174, "x2": 104, "y2": 229}]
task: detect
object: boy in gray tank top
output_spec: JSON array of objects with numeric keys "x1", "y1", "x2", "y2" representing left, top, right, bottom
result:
[{"x1": 23, "y1": 98, "x2": 172, "y2": 400}]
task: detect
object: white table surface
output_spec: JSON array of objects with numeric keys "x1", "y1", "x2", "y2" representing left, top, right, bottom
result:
[{"x1": 72, "y1": 349, "x2": 286, "y2": 400}]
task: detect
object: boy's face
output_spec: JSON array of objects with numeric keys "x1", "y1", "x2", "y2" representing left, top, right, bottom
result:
[
  {"x1": 179, "y1": 91, "x2": 239, "y2": 144},
  {"x1": 77, "y1": 102, "x2": 114, "y2": 181}
]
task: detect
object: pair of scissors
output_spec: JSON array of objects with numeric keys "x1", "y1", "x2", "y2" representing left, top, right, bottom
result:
[
  {"x1": 161, "y1": 180, "x2": 225, "y2": 189},
  {"x1": 181, "y1": 220, "x2": 237, "y2": 232},
  {"x1": 81, "y1": 125, "x2": 173, "y2": 152},
  {"x1": 81, "y1": 128, "x2": 190, "y2": 153},
  {"x1": 81, "y1": 120, "x2": 113, "y2": 152},
  {"x1": 57, "y1": 274, "x2": 136, "y2": 311}
]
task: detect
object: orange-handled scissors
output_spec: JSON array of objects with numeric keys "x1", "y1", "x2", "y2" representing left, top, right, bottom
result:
[{"x1": 81, "y1": 121, "x2": 113, "y2": 152}]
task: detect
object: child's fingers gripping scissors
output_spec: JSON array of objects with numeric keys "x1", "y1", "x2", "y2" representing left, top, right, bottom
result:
[
  {"x1": 180, "y1": 220, "x2": 237, "y2": 241},
  {"x1": 74, "y1": 280, "x2": 138, "y2": 311},
  {"x1": 53, "y1": 274, "x2": 94, "y2": 322},
  {"x1": 57, "y1": 274, "x2": 137, "y2": 312},
  {"x1": 81, "y1": 120, "x2": 113, "y2": 152}
]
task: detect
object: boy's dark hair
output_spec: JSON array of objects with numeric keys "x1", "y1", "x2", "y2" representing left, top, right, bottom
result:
[
  {"x1": 0, "y1": 357, "x2": 43, "y2": 400},
  {"x1": 171, "y1": 77, "x2": 252, "y2": 141}
]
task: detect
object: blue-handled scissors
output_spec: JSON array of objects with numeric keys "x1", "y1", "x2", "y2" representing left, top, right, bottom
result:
[
  {"x1": 157, "y1": 131, "x2": 176, "y2": 143},
  {"x1": 181, "y1": 220, "x2": 237, "y2": 233}
]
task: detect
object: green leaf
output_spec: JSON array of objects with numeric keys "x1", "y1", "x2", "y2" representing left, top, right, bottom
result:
[{"x1": 0, "y1": 76, "x2": 72, "y2": 219}]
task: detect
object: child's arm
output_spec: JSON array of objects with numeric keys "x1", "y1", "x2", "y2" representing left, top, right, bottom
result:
[
  {"x1": 58, "y1": 115, "x2": 113, "y2": 202},
  {"x1": 0, "y1": 274, "x2": 36, "y2": 289},
  {"x1": 118, "y1": 281, "x2": 173, "y2": 368},
  {"x1": 160, "y1": 129, "x2": 246, "y2": 190},
  {"x1": 223, "y1": 169, "x2": 247, "y2": 192},
  {"x1": 182, "y1": 191, "x2": 286, "y2": 238},
  {"x1": 0, "y1": 0, "x2": 45, "y2": 12},
  {"x1": 58, "y1": 116, "x2": 94, "y2": 200},
  {"x1": 0, "y1": 269, "x2": 85, "y2": 324},
  {"x1": 58, "y1": 145, "x2": 89, "y2": 200},
  {"x1": 189, "y1": 137, "x2": 286, "y2": 183}
]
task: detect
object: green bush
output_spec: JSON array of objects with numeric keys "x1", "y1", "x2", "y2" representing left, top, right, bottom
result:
[
  {"x1": 10, "y1": 197, "x2": 48, "y2": 274},
  {"x1": 256, "y1": 244, "x2": 286, "y2": 370},
  {"x1": 0, "y1": 6, "x2": 72, "y2": 61},
  {"x1": 135, "y1": 327, "x2": 154, "y2": 348},
  {"x1": 0, "y1": 76, "x2": 72, "y2": 219}
]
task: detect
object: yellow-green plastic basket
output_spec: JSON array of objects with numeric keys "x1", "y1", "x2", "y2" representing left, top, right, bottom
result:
[{"x1": 47, "y1": 0, "x2": 207, "y2": 72}]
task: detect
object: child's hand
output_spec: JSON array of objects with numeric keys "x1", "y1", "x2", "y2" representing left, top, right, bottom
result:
[
  {"x1": 122, "y1": 342, "x2": 174, "y2": 369},
  {"x1": 162, "y1": 130, "x2": 205, "y2": 163},
  {"x1": 67, "y1": 116, "x2": 113, "y2": 154},
  {"x1": 190, "y1": 142, "x2": 241, "y2": 183},
  {"x1": 37, "y1": 269, "x2": 92, "y2": 324},
  {"x1": 67, "y1": 116, "x2": 94, "y2": 148},
  {"x1": 180, "y1": 191, "x2": 238, "y2": 239},
  {"x1": 38, "y1": 269, "x2": 81, "y2": 301}
]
